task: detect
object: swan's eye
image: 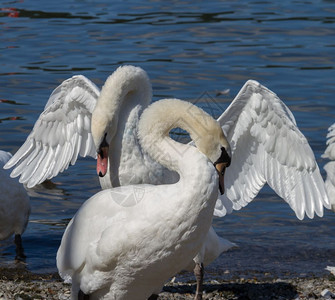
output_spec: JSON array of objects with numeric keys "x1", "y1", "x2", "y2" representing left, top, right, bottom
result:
[{"x1": 214, "y1": 147, "x2": 231, "y2": 167}]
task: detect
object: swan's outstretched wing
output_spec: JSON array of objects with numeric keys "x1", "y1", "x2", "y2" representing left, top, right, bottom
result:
[
  {"x1": 322, "y1": 123, "x2": 335, "y2": 161},
  {"x1": 216, "y1": 80, "x2": 330, "y2": 220},
  {"x1": 322, "y1": 123, "x2": 335, "y2": 210},
  {"x1": 4, "y1": 75, "x2": 99, "y2": 188}
]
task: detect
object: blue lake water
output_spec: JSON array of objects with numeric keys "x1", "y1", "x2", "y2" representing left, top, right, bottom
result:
[{"x1": 0, "y1": 0, "x2": 335, "y2": 280}]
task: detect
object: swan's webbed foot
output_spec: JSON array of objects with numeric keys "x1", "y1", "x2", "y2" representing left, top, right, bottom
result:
[
  {"x1": 78, "y1": 289, "x2": 89, "y2": 300},
  {"x1": 14, "y1": 234, "x2": 26, "y2": 261},
  {"x1": 148, "y1": 294, "x2": 159, "y2": 300},
  {"x1": 194, "y1": 262, "x2": 204, "y2": 300}
]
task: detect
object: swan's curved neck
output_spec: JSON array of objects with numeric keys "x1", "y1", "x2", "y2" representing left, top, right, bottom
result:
[
  {"x1": 93, "y1": 66, "x2": 152, "y2": 133},
  {"x1": 138, "y1": 99, "x2": 221, "y2": 185},
  {"x1": 93, "y1": 66, "x2": 152, "y2": 188}
]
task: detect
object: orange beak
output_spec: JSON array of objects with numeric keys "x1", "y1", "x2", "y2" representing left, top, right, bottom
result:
[
  {"x1": 215, "y1": 162, "x2": 227, "y2": 195},
  {"x1": 97, "y1": 145, "x2": 109, "y2": 177}
]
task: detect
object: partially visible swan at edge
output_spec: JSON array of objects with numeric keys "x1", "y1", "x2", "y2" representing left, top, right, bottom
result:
[
  {"x1": 0, "y1": 150, "x2": 30, "y2": 261},
  {"x1": 56, "y1": 98, "x2": 231, "y2": 299},
  {"x1": 4, "y1": 65, "x2": 330, "y2": 296},
  {"x1": 322, "y1": 123, "x2": 335, "y2": 210}
]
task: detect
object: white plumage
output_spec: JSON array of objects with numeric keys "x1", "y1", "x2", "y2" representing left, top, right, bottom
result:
[
  {"x1": 322, "y1": 123, "x2": 335, "y2": 210},
  {"x1": 216, "y1": 80, "x2": 330, "y2": 220},
  {"x1": 4, "y1": 65, "x2": 330, "y2": 296},
  {"x1": 4, "y1": 75, "x2": 99, "y2": 188},
  {"x1": 4, "y1": 66, "x2": 233, "y2": 278},
  {"x1": 326, "y1": 266, "x2": 335, "y2": 276},
  {"x1": 0, "y1": 150, "x2": 30, "y2": 260},
  {"x1": 56, "y1": 99, "x2": 229, "y2": 299},
  {"x1": 4, "y1": 67, "x2": 328, "y2": 220},
  {"x1": 183, "y1": 226, "x2": 237, "y2": 272}
]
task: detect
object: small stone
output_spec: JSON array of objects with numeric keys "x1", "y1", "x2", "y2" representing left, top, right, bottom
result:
[{"x1": 321, "y1": 288, "x2": 335, "y2": 298}]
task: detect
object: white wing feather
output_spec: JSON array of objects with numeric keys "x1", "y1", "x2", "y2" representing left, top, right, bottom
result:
[
  {"x1": 216, "y1": 80, "x2": 330, "y2": 220},
  {"x1": 4, "y1": 75, "x2": 100, "y2": 188},
  {"x1": 322, "y1": 123, "x2": 335, "y2": 160}
]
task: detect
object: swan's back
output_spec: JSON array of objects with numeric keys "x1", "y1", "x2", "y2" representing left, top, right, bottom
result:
[
  {"x1": 57, "y1": 181, "x2": 215, "y2": 298},
  {"x1": 57, "y1": 186, "x2": 149, "y2": 269}
]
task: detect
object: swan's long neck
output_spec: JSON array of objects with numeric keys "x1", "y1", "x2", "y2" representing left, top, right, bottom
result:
[
  {"x1": 138, "y1": 99, "x2": 221, "y2": 201},
  {"x1": 92, "y1": 66, "x2": 152, "y2": 140},
  {"x1": 98, "y1": 66, "x2": 152, "y2": 119},
  {"x1": 92, "y1": 66, "x2": 152, "y2": 188}
]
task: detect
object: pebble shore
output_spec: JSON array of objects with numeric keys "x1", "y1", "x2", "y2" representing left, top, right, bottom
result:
[{"x1": 1, "y1": 266, "x2": 335, "y2": 300}]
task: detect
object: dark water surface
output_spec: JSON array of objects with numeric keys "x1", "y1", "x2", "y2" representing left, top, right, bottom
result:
[{"x1": 0, "y1": 0, "x2": 335, "y2": 279}]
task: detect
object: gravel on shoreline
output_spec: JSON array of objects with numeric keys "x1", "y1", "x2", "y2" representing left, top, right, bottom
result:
[{"x1": 1, "y1": 266, "x2": 335, "y2": 300}]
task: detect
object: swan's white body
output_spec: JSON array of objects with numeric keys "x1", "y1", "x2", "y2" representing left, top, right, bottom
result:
[
  {"x1": 0, "y1": 150, "x2": 30, "y2": 251},
  {"x1": 322, "y1": 123, "x2": 335, "y2": 210},
  {"x1": 57, "y1": 99, "x2": 228, "y2": 299}
]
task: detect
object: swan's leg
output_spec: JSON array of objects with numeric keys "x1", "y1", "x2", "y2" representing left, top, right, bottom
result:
[
  {"x1": 78, "y1": 290, "x2": 89, "y2": 300},
  {"x1": 148, "y1": 294, "x2": 159, "y2": 300},
  {"x1": 194, "y1": 262, "x2": 204, "y2": 300},
  {"x1": 14, "y1": 234, "x2": 26, "y2": 261}
]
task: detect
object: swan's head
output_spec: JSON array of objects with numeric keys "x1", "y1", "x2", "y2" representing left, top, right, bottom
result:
[
  {"x1": 193, "y1": 120, "x2": 231, "y2": 195},
  {"x1": 91, "y1": 111, "x2": 117, "y2": 177}
]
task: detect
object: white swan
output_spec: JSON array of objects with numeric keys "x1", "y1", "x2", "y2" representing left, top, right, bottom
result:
[
  {"x1": 0, "y1": 150, "x2": 30, "y2": 260},
  {"x1": 322, "y1": 123, "x2": 335, "y2": 210},
  {"x1": 3, "y1": 66, "x2": 233, "y2": 291},
  {"x1": 4, "y1": 65, "x2": 330, "y2": 296},
  {"x1": 56, "y1": 98, "x2": 230, "y2": 300}
]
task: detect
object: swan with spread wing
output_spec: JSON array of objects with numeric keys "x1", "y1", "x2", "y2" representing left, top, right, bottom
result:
[{"x1": 4, "y1": 65, "x2": 330, "y2": 298}]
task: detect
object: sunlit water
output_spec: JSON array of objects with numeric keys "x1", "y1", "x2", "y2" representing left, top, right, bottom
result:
[{"x1": 0, "y1": 0, "x2": 335, "y2": 280}]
